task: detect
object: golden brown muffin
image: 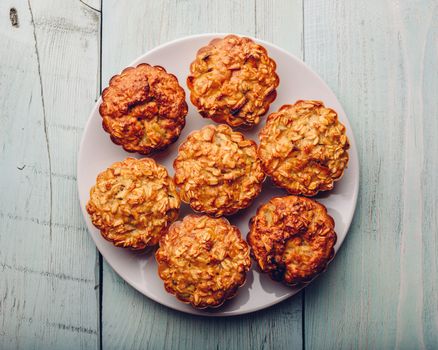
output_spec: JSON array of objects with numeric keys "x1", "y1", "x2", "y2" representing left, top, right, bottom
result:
[
  {"x1": 86, "y1": 157, "x2": 180, "y2": 250},
  {"x1": 173, "y1": 124, "x2": 265, "y2": 216},
  {"x1": 247, "y1": 195, "x2": 337, "y2": 285},
  {"x1": 187, "y1": 34, "x2": 279, "y2": 128},
  {"x1": 156, "y1": 214, "x2": 251, "y2": 308},
  {"x1": 258, "y1": 100, "x2": 350, "y2": 196},
  {"x1": 99, "y1": 64, "x2": 188, "y2": 155}
]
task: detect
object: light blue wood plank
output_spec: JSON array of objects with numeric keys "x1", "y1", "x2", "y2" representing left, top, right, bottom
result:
[
  {"x1": 100, "y1": 1, "x2": 304, "y2": 349},
  {"x1": 303, "y1": 1, "x2": 438, "y2": 348},
  {"x1": 0, "y1": 0, "x2": 100, "y2": 348},
  {"x1": 422, "y1": 7, "x2": 438, "y2": 347}
]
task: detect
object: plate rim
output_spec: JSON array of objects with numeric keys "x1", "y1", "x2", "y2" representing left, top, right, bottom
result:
[{"x1": 77, "y1": 32, "x2": 360, "y2": 317}]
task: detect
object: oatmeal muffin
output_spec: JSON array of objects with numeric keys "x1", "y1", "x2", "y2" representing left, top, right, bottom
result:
[
  {"x1": 258, "y1": 100, "x2": 350, "y2": 196},
  {"x1": 99, "y1": 64, "x2": 188, "y2": 154},
  {"x1": 156, "y1": 214, "x2": 251, "y2": 308},
  {"x1": 247, "y1": 195, "x2": 337, "y2": 285},
  {"x1": 173, "y1": 124, "x2": 265, "y2": 216},
  {"x1": 86, "y1": 157, "x2": 180, "y2": 250},
  {"x1": 187, "y1": 34, "x2": 279, "y2": 128}
]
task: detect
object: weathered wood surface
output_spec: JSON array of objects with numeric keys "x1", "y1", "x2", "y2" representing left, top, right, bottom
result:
[
  {"x1": 1, "y1": 0, "x2": 438, "y2": 349},
  {"x1": 101, "y1": 1, "x2": 304, "y2": 349},
  {"x1": 0, "y1": 0, "x2": 100, "y2": 349}
]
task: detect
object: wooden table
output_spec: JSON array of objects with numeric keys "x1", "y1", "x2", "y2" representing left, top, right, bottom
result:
[{"x1": 1, "y1": 0, "x2": 437, "y2": 348}]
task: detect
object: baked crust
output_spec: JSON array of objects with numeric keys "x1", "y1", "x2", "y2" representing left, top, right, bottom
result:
[
  {"x1": 187, "y1": 34, "x2": 279, "y2": 128},
  {"x1": 173, "y1": 124, "x2": 265, "y2": 216},
  {"x1": 247, "y1": 195, "x2": 337, "y2": 285},
  {"x1": 99, "y1": 64, "x2": 188, "y2": 154},
  {"x1": 258, "y1": 100, "x2": 350, "y2": 196},
  {"x1": 86, "y1": 157, "x2": 180, "y2": 250},
  {"x1": 156, "y1": 214, "x2": 251, "y2": 308}
]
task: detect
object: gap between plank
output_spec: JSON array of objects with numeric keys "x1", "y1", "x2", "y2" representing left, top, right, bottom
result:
[
  {"x1": 301, "y1": 2, "x2": 306, "y2": 349},
  {"x1": 302, "y1": 290, "x2": 305, "y2": 350},
  {"x1": 254, "y1": 0, "x2": 257, "y2": 37},
  {"x1": 98, "y1": 0, "x2": 104, "y2": 349}
]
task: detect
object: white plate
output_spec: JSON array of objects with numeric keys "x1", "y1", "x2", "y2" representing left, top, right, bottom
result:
[{"x1": 78, "y1": 33, "x2": 359, "y2": 316}]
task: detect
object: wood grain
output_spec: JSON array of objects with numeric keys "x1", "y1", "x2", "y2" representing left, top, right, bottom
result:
[
  {"x1": 303, "y1": 1, "x2": 438, "y2": 349},
  {"x1": 100, "y1": 1, "x2": 304, "y2": 349},
  {"x1": 0, "y1": 0, "x2": 100, "y2": 348}
]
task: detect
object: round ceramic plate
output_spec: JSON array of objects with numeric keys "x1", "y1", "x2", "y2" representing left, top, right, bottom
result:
[{"x1": 78, "y1": 33, "x2": 359, "y2": 316}]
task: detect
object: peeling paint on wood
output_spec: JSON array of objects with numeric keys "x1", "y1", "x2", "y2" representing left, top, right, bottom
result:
[{"x1": 9, "y1": 8, "x2": 19, "y2": 27}]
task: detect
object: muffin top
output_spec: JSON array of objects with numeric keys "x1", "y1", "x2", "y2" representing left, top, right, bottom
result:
[
  {"x1": 247, "y1": 196, "x2": 337, "y2": 285},
  {"x1": 86, "y1": 157, "x2": 180, "y2": 250},
  {"x1": 187, "y1": 34, "x2": 279, "y2": 128},
  {"x1": 99, "y1": 64, "x2": 188, "y2": 155},
  {"x1": 156, "y1": 214, "x2": 251, "y2": 308},
  {"x1": 173, "y1": 124, "x2": 265, "y2": 216},
  {"x1": 258, "y1": 100, "x2": 349, "y2": 196}
]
